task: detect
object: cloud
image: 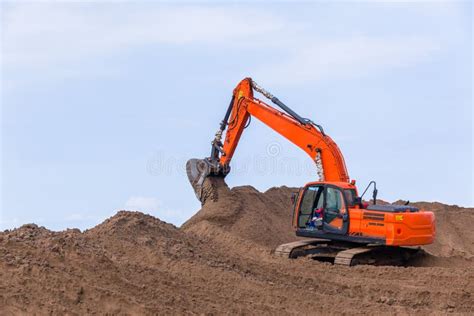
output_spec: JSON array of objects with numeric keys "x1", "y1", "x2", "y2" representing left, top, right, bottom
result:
[
  {"x1": 254, "y1": 36, "x2": 441, "y2": 85},
  {"x1": 0, "y1": 217, "x2": 21, "y2": 230},
  {"x1": 64, "y1": 213, "x2": 99, "y2": 222},
  {"x1": 0, "y1": 216, "x2": 46, "y2": 230},
  {"x1": 2, "y1": 4, "x2": 285, "y2": 70},
  {"x1": 125, "y1": 196, "x2": 161, "y2": 212},
  {"x1": 124, "y1": 196, "x2": 187, "y2": 225},
  {"x1": 2, "y1": 2, "x2": 453, "y2": 88}
]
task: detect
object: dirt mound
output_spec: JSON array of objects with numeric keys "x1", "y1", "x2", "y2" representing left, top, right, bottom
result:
[
  {"x1": 89, "y1": 210, "x2": 178, "y2": 237},
  {"x1": 0, "y1": 212, "x2": 229, "y2": 314},
  {"x1": 85, "y1": 211, "x2": 197, "y2": 262},
  {"x1": 182, "y1": 177, "x2": 298, "y2": 249},
  {"x1": 1, "y1": 183, "x2": 473, "y2": 314}
]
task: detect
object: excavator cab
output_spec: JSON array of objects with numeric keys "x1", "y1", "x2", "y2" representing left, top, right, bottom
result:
[
  {"x1": 292, "y1": 181, "x2": 435, "y2": 247},
  {"x1": 295, "y1": 183, "x2": 352, "y2": 236}
]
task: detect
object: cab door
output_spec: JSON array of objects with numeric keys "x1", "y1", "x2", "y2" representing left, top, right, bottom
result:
[
  {"x1": 296, "y1": 185, "x2": 324, "y2": 229},
  {"x1": 323, "y1": 186, "x2": 349, "y2": 235}
]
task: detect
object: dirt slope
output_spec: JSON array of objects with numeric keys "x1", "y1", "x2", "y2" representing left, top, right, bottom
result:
[
  {"x1": 182, "y1": 177, "x2": 298, "y2": 250},
  {"x1": 1, "y1": 179, "x2": 473, "y2": 314}
]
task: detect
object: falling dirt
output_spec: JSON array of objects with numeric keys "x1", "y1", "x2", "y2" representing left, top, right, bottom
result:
[{"x1": 1, "y1": 177, "x2": 473, "y2": 314}]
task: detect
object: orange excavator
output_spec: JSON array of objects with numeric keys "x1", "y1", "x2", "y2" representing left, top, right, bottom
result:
[{"x1": 187, "y1": 78, "x2": 435, "y2": 266}]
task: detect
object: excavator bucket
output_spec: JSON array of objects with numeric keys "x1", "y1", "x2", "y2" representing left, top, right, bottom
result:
[{"x1": 186, "y1": 159, "x2": 212, "y2": 202}]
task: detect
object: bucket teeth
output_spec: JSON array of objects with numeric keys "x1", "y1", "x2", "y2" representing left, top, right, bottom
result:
[{"x1": 186, "y1": 159, "x2": 211, "y2": 202}]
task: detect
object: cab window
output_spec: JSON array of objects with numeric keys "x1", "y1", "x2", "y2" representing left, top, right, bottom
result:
[
  {"x1": 344, "y1": 189, "x2": 357, "y2": 207},
  {"x1": 324, "y1": 187, "x2": 347, "y2": 229},
  {"x1": 326, "y1": 187, "x2": 346, "y2": 213},
  {"x1": 298, "y1": 186, "x2": 323, "y2": 228}
]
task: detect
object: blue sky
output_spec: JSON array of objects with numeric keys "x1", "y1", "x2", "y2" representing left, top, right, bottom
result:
[{"x1": 1, "y1": 1, "x2": 472, "y2": 231}]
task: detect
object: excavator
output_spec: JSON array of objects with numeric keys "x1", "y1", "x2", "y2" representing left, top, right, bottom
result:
[{"x1": 187, "y1": 78, "x2": 435, "y2": 266}]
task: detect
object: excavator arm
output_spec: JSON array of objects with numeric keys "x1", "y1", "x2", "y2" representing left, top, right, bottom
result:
[{"x1": 187, "y1": 78, "x2": 350, "y2": 202}]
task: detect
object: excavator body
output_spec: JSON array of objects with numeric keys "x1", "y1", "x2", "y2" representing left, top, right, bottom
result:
[
  {"x1": 187, "y1": 77, "x2": 435, "y2": 266},
  {"x1": 292, "y1": 181, "x2": 435, "y2": 247}
]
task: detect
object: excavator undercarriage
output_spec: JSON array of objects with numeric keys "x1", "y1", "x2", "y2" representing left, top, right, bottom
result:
[{"x1": 273, "y1": 239, "x2": 422, "y2": 266}]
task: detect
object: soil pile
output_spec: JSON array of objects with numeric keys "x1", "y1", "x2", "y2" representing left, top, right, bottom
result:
[
  {"x1": 1, "y1": 180, "x2": 473, "y2": 314},
  {"x1": 182, "y1": 177, "x2": 298, "y2": 250},
  {"x1": 0, "y1": 212, "x2": 210, "y2": 314}
]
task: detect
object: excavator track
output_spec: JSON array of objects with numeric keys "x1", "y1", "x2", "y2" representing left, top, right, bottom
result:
[
  {"x1": 274, "y1": 240, "x2": 423, "y2": 267},
  {"x1": 273, "y1": 239, "x2": 330, "y2": 259},
  {"x1": 333, "y1": 246, "x2": 374, "y2": 266}
]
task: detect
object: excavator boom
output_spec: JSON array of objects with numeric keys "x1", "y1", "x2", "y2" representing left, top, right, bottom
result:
[{"x1": 187, "y1": 78, "x2": 349, "y2": 201}]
